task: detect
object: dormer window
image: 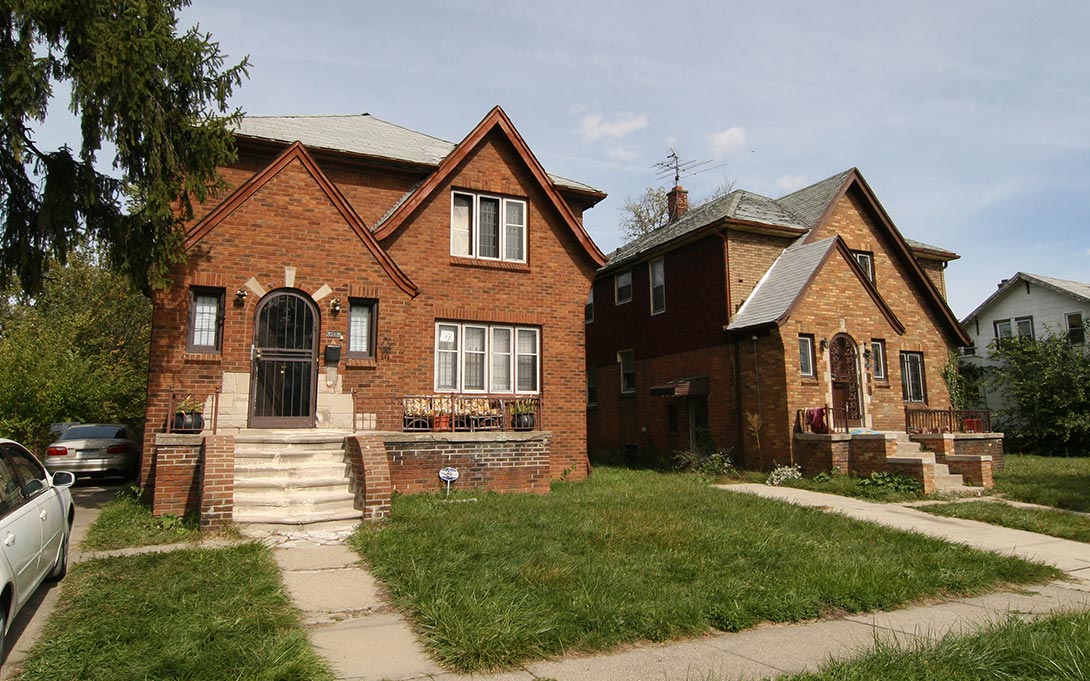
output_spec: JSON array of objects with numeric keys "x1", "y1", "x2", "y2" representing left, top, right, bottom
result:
[{"x1": 451, "y1": 191, "x2": 527, "y2": 263}]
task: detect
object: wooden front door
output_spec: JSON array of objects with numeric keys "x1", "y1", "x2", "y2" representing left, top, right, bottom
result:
[
  {"x1": 249, "y1": 290, "x2": 318, "y2": 428},
  {"x1": 829, "y1": 335, "x2": 862, "y2": 429}
]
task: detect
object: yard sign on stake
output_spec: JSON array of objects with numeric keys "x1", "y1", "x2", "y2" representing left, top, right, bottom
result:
[{"x1": 439, "y1": 467, "x2": 459, "y2": 497}]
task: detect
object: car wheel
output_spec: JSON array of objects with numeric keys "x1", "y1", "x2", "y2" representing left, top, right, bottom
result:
[
  {"x1": 0, "y1": 607, "x2": 7, "y2": 667},
  {"x1": 47, "y1": 522, "x2": 70, "y2": 582}
]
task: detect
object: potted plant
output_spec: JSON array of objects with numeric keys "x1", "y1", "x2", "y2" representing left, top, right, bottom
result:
[
  {"x1": 511, "y1": 398, "x2": 536, "y2": 431},
  {"x1": 432, "y1": 396, "x2": 453, "y2": 431},
  {"x1": 173, "y1": 395, "x2": 205, "y2": 434}
]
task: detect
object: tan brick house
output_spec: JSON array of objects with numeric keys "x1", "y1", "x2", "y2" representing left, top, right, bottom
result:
[
  {"x1": 144, "y1": 106, "x2": 607, "y2": 526},
  {"x1": 587, "y1": 169, "x2": 1001, "y2": 491}
]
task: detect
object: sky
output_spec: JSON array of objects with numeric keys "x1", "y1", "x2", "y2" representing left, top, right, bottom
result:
[{"x1": 147, "y1": 1, "x2": 1087, "y2": 317}]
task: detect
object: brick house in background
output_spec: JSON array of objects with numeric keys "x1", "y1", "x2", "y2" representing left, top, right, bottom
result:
[
  {"x1": 587, "y1": 169, "x2": 1001, "y2": 491},
  {"x1": 144, "y1": 106, "x2": 607, "y2": 526}
]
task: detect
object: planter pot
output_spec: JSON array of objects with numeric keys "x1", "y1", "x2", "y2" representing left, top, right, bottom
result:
[
  {"x1": 512, "y1": 413, "x2": 535, "y2": 431},
  {"x1": 173, "y1": 411, "x2": 204, "y2": 434},
  {"x1": 433, "y1": 414, "x2": 452, "y2": 431}
]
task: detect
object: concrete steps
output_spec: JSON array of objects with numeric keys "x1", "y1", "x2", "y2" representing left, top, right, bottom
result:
[
  {"x1": 232, "y1": 431, "x2": 361, "y2": 527},
  {"x1": 892, "y1": 435, "x2": 967, "y2": 490}
]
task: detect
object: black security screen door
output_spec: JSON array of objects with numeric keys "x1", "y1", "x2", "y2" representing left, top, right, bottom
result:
[{"x1": 250, "y1": 290, "x2": 318, "y2": 428}]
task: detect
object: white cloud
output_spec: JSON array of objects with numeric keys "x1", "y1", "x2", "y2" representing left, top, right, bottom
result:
[
  {"x1": 709, "y1": 126, "x2": 747, "y2": 158},
  {"x1": 606, "y1": 146, "x2": 639, "y2": 162},
  {"x1": 776, "y1": 175, "x2": 809, "y2": 192},
  {"x1": 1086, "y1": 248, "x2": 1090, "y2": 257},
  {"x1": 579, "y1": 112, "x2": 649, "y2": 144}
]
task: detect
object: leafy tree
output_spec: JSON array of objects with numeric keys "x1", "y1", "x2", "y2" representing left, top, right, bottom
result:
[
  {"x1": 988, "y1": 330, "x2": 1090, "y2": 455},
  {"x1": 0, "y1": 1, "x2": 249, "y2": 294},
  {"x1": 618, "y1": 178, "x2": 736, "y2": 242},
  {"x1": 0, "y1": 252, "x2": 151, "y2": 453}
]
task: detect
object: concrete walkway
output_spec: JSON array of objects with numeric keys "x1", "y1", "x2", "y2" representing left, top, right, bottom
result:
[{"x1": 271, "y1": 486, "x2": 1090, "y2": 681}]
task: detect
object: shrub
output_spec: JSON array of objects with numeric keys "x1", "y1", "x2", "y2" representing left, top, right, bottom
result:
[
  {"x1": 858, "y1": 471, "x2": 922, "y2": 495},
  {"x1": 675, "y1": 448, "x2": 736, "y2": 478},
  {"x1": 766, "y1": 464, "x2": 802, "y2": 486}
]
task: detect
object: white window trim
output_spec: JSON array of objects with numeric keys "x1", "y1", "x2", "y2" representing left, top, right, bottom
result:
[
  {"x1": 615, "y1": 271, "x2": 632, "y2": 305},
  {"x1": 853, "y1": 251, "x2": 874, "y2": 283},
  {"x1": 649, "y1": 257, "x2": 665, "y2": 315},
  {"x1": 799, "y1": 336, "x2": 815, "y2": 377},
  {"x1": 450, "y1": 191, "x2": 527, "y2": 263},
  {"x1": 871, "y1": 339, "x2": 887, "y2": 380},
  {"x1": 434, "y1": 322, "x2": 540, "y2": 394}
]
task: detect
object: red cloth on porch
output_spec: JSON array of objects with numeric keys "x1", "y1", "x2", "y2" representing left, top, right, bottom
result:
[{"x1": 806, "y1": 407, "x2": 828, "y2": 434}]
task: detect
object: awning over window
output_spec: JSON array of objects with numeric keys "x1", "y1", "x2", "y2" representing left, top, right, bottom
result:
[{"x1": 650, "y1": 376, "x2": 710, "y2": 397}]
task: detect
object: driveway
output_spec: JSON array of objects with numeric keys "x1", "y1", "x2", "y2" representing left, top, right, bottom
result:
[{"x1": 0, "y1": 479, "x2": 122, "y2": 678}]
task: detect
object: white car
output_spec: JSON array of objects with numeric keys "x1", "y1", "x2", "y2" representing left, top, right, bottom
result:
[{"x1": 0, "y1": 439, "x2": 74, "y2": 659}]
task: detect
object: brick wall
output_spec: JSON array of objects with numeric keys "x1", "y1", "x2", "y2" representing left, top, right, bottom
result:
[
  {"x1": 200, "y1": 435, "x2": 235, "y2": 528},
  {"x1": 383, "y1": 431, "x2": 551, "y2": 495},
  {"x1": 144, "y1": 126, "x2": 596, "y2": 501},
  {"x1": 794, "y1": 433, "x2": 850, "y2": 474},
  {"x1": 345, "y1": 434, "x2": 393, "y2": 520},
  {"x1": 151, "y1": 434, "x2": 203, "y2": 517}
]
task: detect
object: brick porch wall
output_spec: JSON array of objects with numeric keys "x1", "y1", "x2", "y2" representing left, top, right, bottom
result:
[
  {"x1": 152, "y1": 434, "x2": 203, "y2": 517},
  {"x1": 200, "y1": 435, "x2": 235, "y2": 528},
  {"x1": 345, "y1": 434, "x2": 393, "y2": 520},
  {"x1": 383, "y1": 431, "x2": 551, "y2": 495},
  {"x1": 794, "y1": 433, "x2": 850, "y2": 475}
]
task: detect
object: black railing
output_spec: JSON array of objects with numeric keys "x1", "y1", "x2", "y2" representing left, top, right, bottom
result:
[
  {"x1": 400, "y1": 395, "x2": 541, "y2": 433},
  {"x1": 795, "y1": 405, "x2": 849, "y2": 434},
  {"x1": 905, "y1": 407, "x2": 991, "y2": 434}
]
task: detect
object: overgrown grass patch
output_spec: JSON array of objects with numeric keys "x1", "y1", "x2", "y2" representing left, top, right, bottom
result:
[
  {"x1": 920, "y1": 500, "x2": 1090, "y2": 544},
  {"x1": 15, "y1": 543, "x2": 331, "y2": 680},
  {"x1": 776, "y1": 611, "x2": 1090, "y2": 680},
  {"x1": 351, "y1": 467, "x2": 1059, "y2": 672},
  {"x1": 726, "y1": 470, "x2": 924, "y2": 503},
  {"x1": 81, "y1": 487, "x2": 237, "y2": 551},
  {"x1": 996, "y1": 455, "x2": 1090, "y2": 512}
]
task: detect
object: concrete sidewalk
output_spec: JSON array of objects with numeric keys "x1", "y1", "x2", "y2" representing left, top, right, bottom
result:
[{"x1": 274, "y1": 487, "x2": 1090, "y2": 681}]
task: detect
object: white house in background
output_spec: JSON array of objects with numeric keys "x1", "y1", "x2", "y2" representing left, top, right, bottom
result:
[{"x1": 960, "y1": 272, "x2": 1090, "y2": 410}]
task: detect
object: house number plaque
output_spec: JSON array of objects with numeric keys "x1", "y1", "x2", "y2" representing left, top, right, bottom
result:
[{"x1": 439, "y1": 466, "x2": 459, "y2": 497}]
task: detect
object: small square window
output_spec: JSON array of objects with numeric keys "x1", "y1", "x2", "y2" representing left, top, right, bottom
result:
[
  {"x1": 188, "y1": 287, "x2": 224, "y2": 353},
  {"x1": 852, "y1": 251, "x2": 875, "y2": 284},
  {"x1": 347, "y1": 299, "x2": 376, "y2": 358},
  {"x1": 615, "y1": 271, "x2": 632, "y2": 304},
  {"x1": 799, "y1": 335, "x2": 815, "y2": 377},
  {"x1": 1015, "y1": 316, "x2": 1034, "y2": 340}
]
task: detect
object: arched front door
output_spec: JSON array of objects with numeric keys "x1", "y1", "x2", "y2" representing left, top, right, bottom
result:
[
  {"x1": 249, "y1": 290, "x2": 318, "y2": 428},
  {"x1": 829, "y1": 334, "x2": 862, "y2": 429}
]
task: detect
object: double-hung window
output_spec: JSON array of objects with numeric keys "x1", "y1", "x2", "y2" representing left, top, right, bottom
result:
[
  {"x1": 451, "y1": 191, "x2": 527, "y2": 262},
  {"x1": 799, "y1": 335, "x2": 816, "y2": 377},
  {"x1": 618, "y1": 350, "x2": 636, "y2": 393},
  {"x1": 870, "y1": 339, "x2": 887, "y2": 380},
  {"x1": 649, "y1": 258, "x2": 665, "y2": 314},
  {"x1": 1068, "y1": 313, "x2": 1085, "y2": 344},
  {"x1": 435, "y1": 322, "x2": 539, "y2": 394},
  {"x1": 900, "y1": 351, "x2": 926, "y2": 402},
  {"x1": 347, "y1": 299, "x2": 376, "y2": 358},
  {"x1": 188, "y1": 287, "x2": 224, "y2": 353},
  {"x1": 615, "y1": 271, "x2": 632, "y2": 304}
]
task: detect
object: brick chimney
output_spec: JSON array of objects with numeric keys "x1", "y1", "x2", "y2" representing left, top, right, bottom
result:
[{"x1": 667, "y1": 185, "x2": 689, "y2": 222}]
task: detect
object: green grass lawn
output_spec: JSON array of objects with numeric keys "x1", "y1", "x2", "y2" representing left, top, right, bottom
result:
[
  {"x1": 81, "y1": 487, "x2": 236, "y2": 551},
  {"x1": 775, "y1": 611, "x2": 1090, "y2": 681},
  {"x1": 727, "y1": 470, "x2": 924, "y2": 503},
  {"x1": 920, "y1": 500, "x2": 1090, "y2": 544},
  {"x1": 14, "y1": 543, "x2": 331, "y2": 681},
  {"x1": 351, "y1": 467, "x2": 1059, "y2": 672},
  {"x1": 996, "y1": 455, "x2": 1090, "y2": 512}
]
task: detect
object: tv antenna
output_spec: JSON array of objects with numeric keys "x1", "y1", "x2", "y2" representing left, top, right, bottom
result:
[{"x1": 653, "y1": 148, "x2": 729, "y2": 185}]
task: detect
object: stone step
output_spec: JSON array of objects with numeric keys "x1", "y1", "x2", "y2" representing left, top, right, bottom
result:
[
  {"x1": 234, "y1": 460, "x2": 348, "y2": 478},
  {"x1": 934, "y1": 473, "x2": 966, "y2": 488},
  {"x1": 234, "y1": 445, "x2": 346, "y2": 458},
  {"x1": 233, "y1": 508, "x2": 362, "y2": 526},
  {"x1": 234, "y1": 488, "x2": 355, "y2": 507},
  {"x1": 933, "y1": 485, "x2": 986, "y2": 498},
  {"x1": 234, "y1": 475, "x2": 352, "y2": 491},
  {"x1": 934, "y1": 463, "x2": 950, "y2": 476},
  {"x1": 234, "y1": 451, "x2": 346, "y2": 468}
]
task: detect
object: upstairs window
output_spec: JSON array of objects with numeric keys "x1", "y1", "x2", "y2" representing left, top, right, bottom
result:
[
  {"x1": 799, "y1": 335, "x2": 816, "y2": 377},
  {"x1": 347, "y1": 299, "x2": 376, "y2": 358},
  {"x1": 870, "y1": 339, "x2": 887, "y2": 380},
  {"x1": 188, "y1": 287, "x2": 224, "y2": 353},
  {"x1": 852, "y1": 250, "x2": 875, "y2": 284},
  {"x1": 900, "y1": 351, "x2": 926, "y2": 403},
  {"x1": 649, "y1": 258, "x2": 665, "y2": 314},
  {"x1": 585, "y1": 289, "x2": 594, "y2": 324},
  {"x1": 615, "y1": 271, "x2": 632, "y2": 304},
  {"x1": 994, "y1": 316, "x2": 1034, "y2": 342},
  {"x1": 1015, "y1": 316, "x2": 1035, "y2": 340},
  {"x1": 994, "y1": 319, "x2": 1013, "y2": 341},
  {"x1": 451, "y1": 191, "x2": 527, "y2": 263},
  {"x1": 1068, "y1": 313, "x2": 1085, "y2": 344}
]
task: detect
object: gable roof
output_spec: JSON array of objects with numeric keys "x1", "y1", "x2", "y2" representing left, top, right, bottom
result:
[
  {"x1": 727, "y1": 236, "x2": 904, "y2": 334},
  {"x1": 371, "y1": 106, "x2": 607, "y2": 267},
  {"x1": 185, "y1": 141, "x2": 419, "y2": 298},
  {"x1": 234, "y1": 113, "x2": 603, "y2": 196},
  {"x1": 604, "y1": 168, "x2": 956, "y2": 271},
  {"x1": 960, "y1": 272, "x2": 1090, "y2": 325}
]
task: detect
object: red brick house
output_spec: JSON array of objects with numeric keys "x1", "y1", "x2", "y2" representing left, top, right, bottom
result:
[
  {"x1": 586, "y1": 169, "x2": 1001, "y2": 491},
  {"x1": 143, "y1": 106, "x2": 607, "y2": 526}
]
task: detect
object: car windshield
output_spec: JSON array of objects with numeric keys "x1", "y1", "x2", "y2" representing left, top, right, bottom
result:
[{"x1": 58, "y1": 425, "x2": 126, "y2": 441}]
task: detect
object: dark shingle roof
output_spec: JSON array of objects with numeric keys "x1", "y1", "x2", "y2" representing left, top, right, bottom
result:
[
  {"x1": 233, "y1": 114, "x2": 601, "y2": 194},
  {"x1": 776, "y1": 170, "x2": 853, "y2": 228},
  {"x1": 726, "y1": 238, "x2": 837, "y2": 330}
]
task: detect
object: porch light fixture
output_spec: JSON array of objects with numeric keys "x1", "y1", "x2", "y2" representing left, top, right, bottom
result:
[
  {"x1": 819, "y1": 337, "x2": 829, "y2": 351},
  {"x1": 234, "y1": 289, "x2": 248, "y2": 306},
  {"x1": 863, "y1": 348, "x2": 872, "y2": 369},
  {"x1": 329, "y1": 298, "x2": 342, "y2": 315}
]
